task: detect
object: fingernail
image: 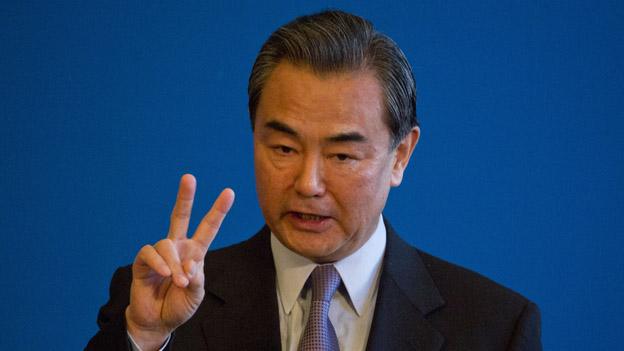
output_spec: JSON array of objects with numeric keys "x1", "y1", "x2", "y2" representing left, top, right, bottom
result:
[
  {"x1": 188, "y1": 262, "x2": 198, "y2": 277},
  {"x1": 177, "y1": 275, "x2": 189, "y2": 287},
  {"x1": 162, "y1": 266, "x2": 172, "y2": 276}
]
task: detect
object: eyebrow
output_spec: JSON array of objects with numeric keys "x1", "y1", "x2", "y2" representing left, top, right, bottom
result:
[
  {"x1": 264, "y1": 119, "x2": 368, "y2": 143},
  {"x1": 326, "y1": 132, "x2": 367, "y2": 143},
  {"x1": 265, "y1": 120, "x2": 298, "y2": 137}
]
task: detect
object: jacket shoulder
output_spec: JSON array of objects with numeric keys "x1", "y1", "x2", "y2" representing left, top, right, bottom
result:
[
  {"x1": 417, "y1": 249, "x2": 530, "y2": 309},
  {"x1": 415, "y1": 248, "x2": 541, "y2": 349}
]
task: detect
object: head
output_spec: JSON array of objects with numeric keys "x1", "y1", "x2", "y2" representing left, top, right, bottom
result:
[
  {"x1": 249, "y1": 10, "x2": 420, "y2": 262},
  {"x1": 249, "y1": 10, "x2": 419, "y2": 148}
]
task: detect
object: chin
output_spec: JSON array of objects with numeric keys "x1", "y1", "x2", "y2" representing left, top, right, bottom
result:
[
  {"x1": 278, "y1": 233, "x2": 333, "y2": 260},
  {"x1": 293, "y1": 238, "x2": 348, "y2": 263}
]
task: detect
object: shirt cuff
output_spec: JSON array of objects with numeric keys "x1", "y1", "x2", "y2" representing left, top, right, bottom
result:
[{"x1": 127, "y1": 330, "x2": 171, "y2": 351}]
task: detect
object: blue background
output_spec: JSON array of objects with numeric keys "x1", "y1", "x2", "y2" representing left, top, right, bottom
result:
[{"x1": 2, "y1": 1, "x2": 622, "y2": 349}]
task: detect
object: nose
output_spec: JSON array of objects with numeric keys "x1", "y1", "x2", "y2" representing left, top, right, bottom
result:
[{"x1": 294, "y1": 154, "x2": 326, "y2": 197}]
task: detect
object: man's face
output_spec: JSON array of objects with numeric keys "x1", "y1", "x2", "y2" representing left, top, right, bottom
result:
[{"x1": 253, "y1": 62, "x2": 418, "y2": 263}]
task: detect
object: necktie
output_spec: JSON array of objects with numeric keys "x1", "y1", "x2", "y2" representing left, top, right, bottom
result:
[{"x1": 298, "y1": 264, "x2": 342, "y2": 351}]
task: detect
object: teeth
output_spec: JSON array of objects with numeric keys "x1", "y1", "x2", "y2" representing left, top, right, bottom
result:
[{"x1": 300, "y1": 213, "x2": 323, "y2": 221}]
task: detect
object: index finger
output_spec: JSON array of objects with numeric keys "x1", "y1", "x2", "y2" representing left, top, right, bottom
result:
[
  {"x1": 192, "y1": 188, "x2": 235, "y2": 249},
  {"x1": 168, "y1": 174, "x2": 197, "y2": 240}
]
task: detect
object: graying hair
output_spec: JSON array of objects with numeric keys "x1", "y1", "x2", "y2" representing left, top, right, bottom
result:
[{"x1": 248, "y1": 10, "x2": 418, "y2": 149}]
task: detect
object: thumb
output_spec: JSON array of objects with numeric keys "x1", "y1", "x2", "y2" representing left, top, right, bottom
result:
[{"x1": 185, "y1": 260, "x2": 205, "y2": 293}]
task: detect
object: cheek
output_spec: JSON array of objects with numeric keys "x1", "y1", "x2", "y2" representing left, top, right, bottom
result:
[
  {"x1": 254, "y1": 152, "x2": 274, "y2": 203},
  {"x1": 333, "y1": 158, "x2": 391, "y2": 190},
  {"x1": 255, "y1": 150, "x2": 292, "y2": 206},
  {"x1": 331, "y1": 165, "x2": 386, "y2": 209}
]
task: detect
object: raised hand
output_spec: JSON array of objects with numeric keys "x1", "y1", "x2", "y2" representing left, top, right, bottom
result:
[{"x1": 125, "y1": 174, "x2": 235, "y2": 351}]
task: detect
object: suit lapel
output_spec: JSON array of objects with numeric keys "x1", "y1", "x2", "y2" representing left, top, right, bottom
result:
[
  {"x1": 366, "y1": 222, "x2": 446, "y2": 351},
  {"x1": 198, "y1": 227, "x2": 282, "y2": 351},
  {"x1": 185, "y1": 222, "x2": 445, "y2": 350}
]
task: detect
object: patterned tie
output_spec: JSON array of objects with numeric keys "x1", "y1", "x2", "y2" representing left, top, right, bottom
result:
[{"x1": 298, "y1": 264, "x2": 342, "y2": 351}]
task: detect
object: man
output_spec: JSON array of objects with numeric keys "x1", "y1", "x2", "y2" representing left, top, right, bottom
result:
[{"x1": 87, "y1": 10, "x2": 541, "y2": 351}]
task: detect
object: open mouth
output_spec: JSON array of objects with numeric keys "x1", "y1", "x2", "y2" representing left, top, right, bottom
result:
[
  {"x1": 287, "y1": 211, "x2": 332, "y2": 232},
  {"x1": 291, "y1": 212, "x2": 330, "y2": 221}
]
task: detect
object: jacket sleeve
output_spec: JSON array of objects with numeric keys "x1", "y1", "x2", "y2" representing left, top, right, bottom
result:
[
  {"x1": 84, "y1": 265, "x2": 134, "y2": 351},
  {"x1": 506, "y1": 301, "x2": 542, "y2": 351}
]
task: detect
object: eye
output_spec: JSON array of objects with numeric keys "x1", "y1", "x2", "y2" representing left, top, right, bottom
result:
[
  {"x1": 335, "y1": 153, "x2": 352, "y2": 161},
  {"x1": 274, "y1": 145, "x2": 294, "y2": 155}
]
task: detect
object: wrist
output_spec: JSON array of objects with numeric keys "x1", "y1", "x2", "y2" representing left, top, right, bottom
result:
[{"x1": 125, "y1": 307, "x2": 171, "y2": 351}]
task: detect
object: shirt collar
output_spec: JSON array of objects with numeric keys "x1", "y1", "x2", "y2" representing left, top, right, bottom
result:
[{"x1": 271, "y1": 215, "x2": 387, "y2": 316}]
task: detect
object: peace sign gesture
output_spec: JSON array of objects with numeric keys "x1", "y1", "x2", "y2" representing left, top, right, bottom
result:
[{"x1": 125, "y1": 174, "x2": 235, "y2": 351}]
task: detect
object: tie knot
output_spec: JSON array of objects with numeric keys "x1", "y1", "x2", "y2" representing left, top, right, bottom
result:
[{"x1": 310, "y1": 265, "x2": 341, "y2": 302}]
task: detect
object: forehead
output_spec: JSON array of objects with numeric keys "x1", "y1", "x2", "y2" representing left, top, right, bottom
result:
[{"x1": 256, "y1": 62, "x2": 388, "y2": 136}]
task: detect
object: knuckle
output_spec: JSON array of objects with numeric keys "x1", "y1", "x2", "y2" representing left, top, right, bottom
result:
[
  {"x1": 205, "y1": 213, "x2": 224, "y2": 228},
  {"x1": 137, "y1": 245, "x2": 154, "y2": 257},
  {"x1": 214, "y1": 206, "x2": 228, "y2": 216},
  {"x1": 171, "y1": 208, "x2": 191, "y2": 220},
  {"x1": 204, "y1": 219, "x2": 221, "y2": 233},
  {"x1": 154, "y1": 238, "x2": 173, "y2": 250}
]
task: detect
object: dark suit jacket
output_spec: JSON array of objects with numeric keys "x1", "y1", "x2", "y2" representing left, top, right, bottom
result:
[{"x1": 86, "y1": 222, "x2": 541, "y2": 350}]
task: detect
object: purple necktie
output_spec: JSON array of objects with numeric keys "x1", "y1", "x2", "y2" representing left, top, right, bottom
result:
[{"x1": 298, "y1": 265, "x2": 342, "y2": 351}]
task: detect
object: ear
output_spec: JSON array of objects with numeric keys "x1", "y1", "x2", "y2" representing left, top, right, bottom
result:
[{"x1": 390, "y1": 127, "x2": 420, "y2": 187}]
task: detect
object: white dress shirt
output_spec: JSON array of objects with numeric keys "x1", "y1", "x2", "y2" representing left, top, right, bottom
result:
[
  {"x1": 129, "y1": 215, "x2": 386, "y2": 351},
  {"x1": 271, "y1": 215, "x2": 387, "y2": 351}
]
